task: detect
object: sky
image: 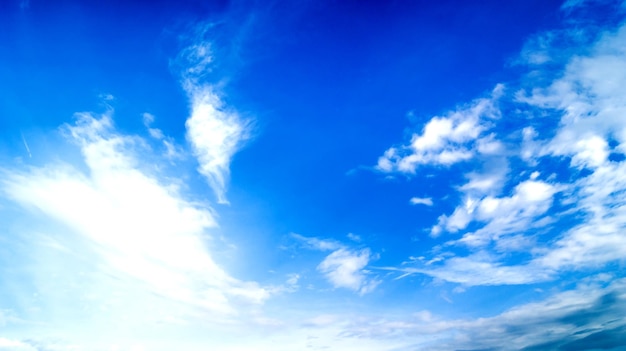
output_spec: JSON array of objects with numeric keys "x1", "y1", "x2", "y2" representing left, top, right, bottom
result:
[{"x1": 1, "y1": 0, "x2": 626, "y2": 350}]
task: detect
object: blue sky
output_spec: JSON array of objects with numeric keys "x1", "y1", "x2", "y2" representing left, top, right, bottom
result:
[{"x1": 1, "y1": 0, "x2": 626, "y2": 350}]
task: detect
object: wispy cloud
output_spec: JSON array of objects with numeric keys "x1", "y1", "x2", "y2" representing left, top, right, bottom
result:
[
  {"x1": 409, "y1": 197, "x2": 433, "y2": 206},
  {"x1": 290, "y1": 232, "x2": 343, "y2": 251},
  {"x1": 177, "y1": 27, "x2": 251, "y2": 205},
  {"x1": 142, "y1": 112, "x2": 184, "y2": 160},
  {"x1": 1, "y1": 113, "x2": 269, "y2": 323},
  {"x1": 331, "y1": 275, "x2": 626, "y2": 350},
  {"x1": 291, "y1": 233, "x2": 380, "y2": 294},
  {"x1": 19, "y1": 132, "x2": 31, "y2": 158},
  {"x1": 379, "y1": 253, "x2": 552, "y2": 286},
  {"x1": 380, "y1": 8, "x2": 626, "y2": 288},
  {"x1": 317, "y1": 248, "x2": 380, "y2": 295}
]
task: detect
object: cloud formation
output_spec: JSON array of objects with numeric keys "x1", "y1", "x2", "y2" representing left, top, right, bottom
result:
[
  {"x1": 409, "y1": 197, "x2": 433, "y2": 206},
  {"x1": 178, "y1": 30, "x2": 251, "y2": 204},
  {"x1": 317, "y1": 248, "x2": 379, "y2": 295},
  {"x1": 379, "y1": 11, "x2": 626, "y2": 289},
  {"x1": 377, "y1": 85, "x2": 503, "y2": 173},
  {"x1": 1, "y1": 113, "x2": 268, "y2": 324},
  {"x1": 292, "y1": 233, "x2": 380, "y2": 294}
]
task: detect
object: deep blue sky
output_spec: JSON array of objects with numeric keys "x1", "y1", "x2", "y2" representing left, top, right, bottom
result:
[{"x1": 1, "y1": 0, "x2": 626, "y2": 350}]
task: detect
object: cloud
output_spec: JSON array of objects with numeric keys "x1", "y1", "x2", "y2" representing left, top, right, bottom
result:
[
  {"x1": 178, "y1": 28, "x2": 251, "y2": 205},
  {"x1": 380, "y1": 10, "x2": 626, "y2": 289},
  {"x1": 185, "y1": 86, "x2": 250, "y2": 205},
  {"x1": 346, "y1": 232, "x2": 362, "y2": 242},
  {"x1": 213, "y1": 276, "x2": 625, "y2": 351},
  {"x1": 518, "y1": 21, "x2": 626, "y2": 271},
  {"x1": 377, "y1": 85, "x2": 503, "y2": 173},
  {"x1": 290, "y1": 232, "x2": 343, "y2": 251},
  {"x1": 0, "y1": 113, "x2": 269, "y2": 322},
  {"x1": 291, "y1": 233, "x2": 380, "y2": 294},
  {"x1": 317, "y1": 248, "x2": 379, "y2": 295},
  {"x1": 535, "y1": 160, "x2": 626, "y2": 270},
  {"x1": 142, "y1": 112, "x2": 184, "y2": 160},
  {"x1": 380, "y1": 252, "x2": 552, "y2": 286},
  {"x1": 0, "y1": 338, "x2": 36, "y2": 351},
  {"x1": 333, "y1": 276, "x2": 626, "y2": 351},
  {"x1": 409, "y1": 197, "x2": 433, "y2": 206},
  {"x1": 455, "y1": 179, "x2": 557, "y2": 247}
]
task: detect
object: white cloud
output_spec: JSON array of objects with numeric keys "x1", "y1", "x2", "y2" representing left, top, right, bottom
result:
[
  {"x1": 395, "y1": 19, "x2": 626, "y2": 288},
  {"x1": 290, "y1": 233, "x2": 343, "y2": 251},
  {"x1": 431, "y1": 180, "x2": 559, "y2": 251},
  {"x1": 381, "y1": 252, "x2": 551, "y2": 286},
  {"x1": 519, "y1": 25, "x2": 626, "y2": 162},
  {"x1": 536, "y1": 161, "x2": 626, "y2": 270},
  {"x1": 560, "y1": 0, "x2": 593, "y2": 10},
  {"x1": 0, "y1": 113, "x2": 269, "y2": 322},
  {"x1": 377, "y1": 84, "x2": 503, "y2": 173},
  {"x1": 0, "y1": 338, "x2": 37, "y2": 351},
  {"x1": 409, "y1": 197, "x2": 433, "y2": 206},
  {"x1": 291, "y1": 234, "x2": 379, "y2": 294},
  {"x1": 177, "y1": 33, "x2": 251, "y2": 205},
  {"x1": 317, "y1": 248, "x2": 379, "y2": 294},
  {"x1": 331, "y1": 276, "x2": 626, "y2": 350},
  {"x1": 460, "y1": 169, "x2": 507, "y2": 194},
  {"x1": 517, "y1": 21, "x2": 626, "y2": 272},
  {"x1": 142, "y1": 112, "x2": 184, "y2": 159},
  {"x1": 185, "y1": 86, "x2": 250, "y2": 204},
  {"x1": 346, "y1": 232, "x2": 362, "y2": 242}
]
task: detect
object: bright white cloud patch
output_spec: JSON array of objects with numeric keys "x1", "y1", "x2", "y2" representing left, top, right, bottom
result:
[
  {"x1": 518, "y1": 23, "x2": 626, "y2": 272},
  {"x1": 377, "y1": 85, "x2": 503, "y2": 173},
  {"x1": 410, "y1": 197, "x2": 433, "y2": 206},
  {"x1": 179, "y1": 36, "x2": 250, "y2": 204},
  {"x1": 317, "y1": 248, "x2": 379, "y2": 294},
  {"x1": 1, "y1": 113, "x2": 269, "y2": 321},
  {"x1": 0, "y1": 338, "x2": 37, "y2": 351}
]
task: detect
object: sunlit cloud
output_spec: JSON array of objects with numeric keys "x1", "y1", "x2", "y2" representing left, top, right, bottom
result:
[
  {"x1": 381, "y1": 12, "x2": 626, "y2": 289},
  {"x1": 377, "y1": 84, "x2": 503, "y2": 173},
  {"x1": 1, "y1": 112, "x2": 269, "y2": 325},
  {"x1": 1, "y1": 1, "x2": 625, "y2": 350},
  {"x1": 178, "y1": 29, "x2": 251, "y2": 205}
]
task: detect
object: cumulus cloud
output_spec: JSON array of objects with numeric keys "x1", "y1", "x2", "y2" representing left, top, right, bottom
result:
[
  {"x1": 432, "y1": 177, "x2": 555, "y2": 241},
  {"x1": 185, "y1": 86, "x2": 250, "y2": 204},
  {"x1": 382, "y1": 10, "x2": 626, "y2": 289},
  {"x1": 142, "y1": 112, "x2": 184, "y2": 159},
  {"x1": 518, "y1": 22, "x2": 626, "y2": 271},
  {"x1": 377, "y1": 84, "x2": 503, "y2": 173}
]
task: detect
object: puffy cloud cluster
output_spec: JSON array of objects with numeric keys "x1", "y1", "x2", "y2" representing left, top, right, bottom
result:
[
  {"x1": 377, "y1": 84, "x2": 503, "y2": 173},
  {"x1": 379, "y1": 17, "x2": 626, "y2": 287}
]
